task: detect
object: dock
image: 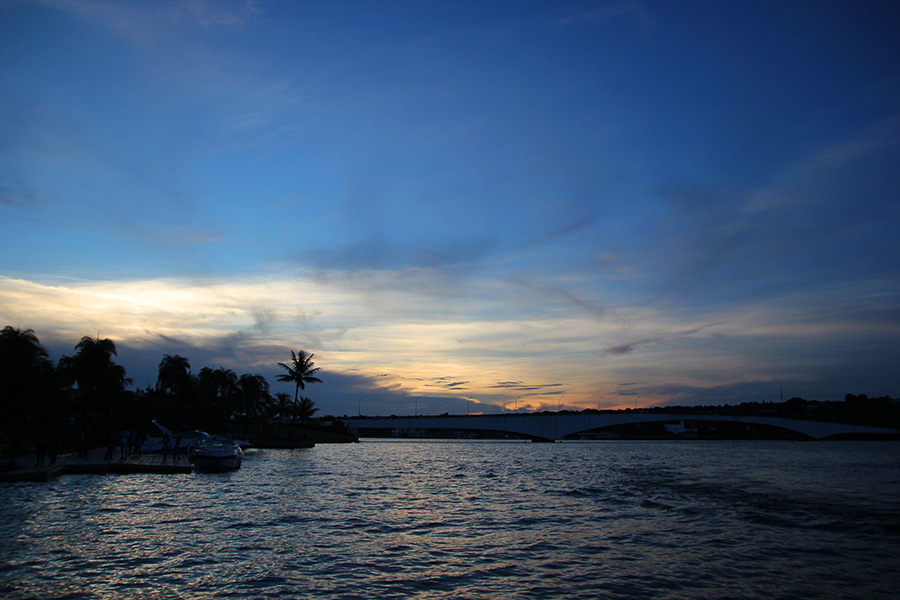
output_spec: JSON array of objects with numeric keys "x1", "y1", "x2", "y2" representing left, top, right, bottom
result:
[{"x1": 0, "y1": 447, "x2": 192, "y2": 483}]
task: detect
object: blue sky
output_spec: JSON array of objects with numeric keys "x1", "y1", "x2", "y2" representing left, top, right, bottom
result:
[{"x1": 2, "y1": 0, "x2": 899, "y2": 416}]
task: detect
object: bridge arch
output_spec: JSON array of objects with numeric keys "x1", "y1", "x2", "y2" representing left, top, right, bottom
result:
[{"x1": 563, "y1": 414, "x2": 810, "y2": 440}]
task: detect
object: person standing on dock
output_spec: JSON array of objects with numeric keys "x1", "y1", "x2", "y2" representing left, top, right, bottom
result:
[
  {"x1": 120, "y1": 430, "x2": 129, "y2": 459},
  {"x1": 34, "y1": 435, "x2": 46, "y2": 466},
  {"x1": 103, "y1": 431, "x2": 115, "y2": 460},
  {"x1": 47, "y1": 435, "x2": 57, "y2": 465},
  {"x1": 78, "y1": 429, "x2": 89, "y2": 458},
  {"x1": 162, "y1": 434, "x2": 170, "y2": 462}
]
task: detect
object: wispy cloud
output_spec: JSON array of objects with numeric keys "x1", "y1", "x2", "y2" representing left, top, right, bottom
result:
[
  {"x1": 487, "y1": 381, "x2": 564, "y2": 393},
  {"x1": 184, "y1": 0, "x2": 260, "y2": 28},
  {"x1": 557, "y1": 0, "x2": 652, "y2": 29},
  {"x1": 509, "y1": 278, "x2": 606, "y2": 319},
  {"x1": 649, "y1": 115, "x2": 900, "y2": 306},
  {"x1": 38, "y1": 0, "x2": 259, "y2": 40},
  {"x1": 743, "y1": 114, "x2": 900, "y2": 216},
  {"x1": 604, "y1": 322, "x2": 726, "y2": 356},
  {"x1": 35, "y1": 0, "x2": 316, "y2": 145}
]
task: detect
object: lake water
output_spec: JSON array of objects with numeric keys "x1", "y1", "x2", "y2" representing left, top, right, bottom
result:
[{"x1": 1, "y1": 440, "x2": 898, "y2": 599}]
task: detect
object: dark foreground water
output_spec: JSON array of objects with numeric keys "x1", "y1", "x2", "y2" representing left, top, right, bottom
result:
[{"x1": 1, "y1": 440, "x2": 898, "y2": 599}]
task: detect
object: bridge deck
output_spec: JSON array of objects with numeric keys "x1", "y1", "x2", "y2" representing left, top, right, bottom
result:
[{"x1": 343, "y1": 412, "x2": 900, "y2": 441}]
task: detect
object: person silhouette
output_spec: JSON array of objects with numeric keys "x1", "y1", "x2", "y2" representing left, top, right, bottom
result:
[
  {"x1": 104, "y1": 431, "x2": 116, "y2": 460},
  {"x1": 120, "y1": 430, "x2": 129, "y2": 459},
  {"x1": 34, "y1": 436, "x2": 46, "y2": 466},
  {"x1": 78, "y1": 429, "x2": 89, "y2": 458}
]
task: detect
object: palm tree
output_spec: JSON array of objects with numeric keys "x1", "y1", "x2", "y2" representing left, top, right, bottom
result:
[
  {"x1": 276, "y1": 350, "x2": 322, "y2": 405},
  {"x1": 237, "y1": 373, "x2": 271, "y2": 420},
  {"x1": 272, "y1": 392, "x2": 294, "y2": 422},
  {"x1": 0, "y1": 326, "x2": 55, "y2": 426},
  {"x1": 296, "y1": 396, "x2": 319, "y2": 425},
  {"x1": 58, "y1": 336, "x2": 132, "y2": 419},
  {"x1": 156, "y1": 354, "x2": 191, "y2": 396},
  {"x1": 153, "y1": 354, "x2": 193, "y2": 422},
  {"x1": 196, "y1": 367, "x2": 239, "y2": 425}
]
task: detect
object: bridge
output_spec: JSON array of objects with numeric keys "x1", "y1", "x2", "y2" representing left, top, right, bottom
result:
[{"x1": 340, "y1": 412, "x2": 900, "y2": 442}]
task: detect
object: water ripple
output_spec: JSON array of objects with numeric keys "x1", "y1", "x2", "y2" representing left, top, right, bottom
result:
[{"x1": 1, "y1": 441, "x2": 899, "y2": 599}]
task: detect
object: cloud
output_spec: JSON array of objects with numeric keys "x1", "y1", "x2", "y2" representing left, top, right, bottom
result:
[
  {"x1": 0, "y1": 272, "x2": 603, "y2": 407},
  {"x1": 4, "y1": 247, "x2": 898, "y2": 413},
  {"x1": 305, "y1": 237, "x2": 495, "y2": 277},
  {"x1": 487, "y1": 381, "x2": 564, "y2": 393},
  {"x1": 39, "y1": 0, "x2": 259, "y2": 42},
  {"x1": 631, "y1": 371, "x2": 900, "y2": 407},
  {"x1": 509, "y1": 278, "x2": 606, "y2": 319},
  {"x1": 649, "y1": 115, "x2": 900, "y2": 307},
  {"x1": 303, "y1": 371, "x2": 500, "y2": 418},
  {"x1": 32, "y1": 0, "x2": 316, "y2": 148},
  {"x1": 557, "y1": 0, "x2": 652, "y2": 29},
  {"x1": 34, "y1": 0, "x2": 162, "y2": 45},
  {"x1": 184, "y1": 0, "x2": 260, "y2": 28},
  {"x1": 0, "y1": 183, "x2": 45, "y2": 210},
  {"x1": 442, "y1": 381, "x2": 469, "y2": 389},
  {"x1": 492, "y1": 381, "x2": 525, "y2": 388},
  {"x1": 745, "y1": 115, "x2": 900, "y2": 215},
  {"x1": 604, "y1": 322, "x2": 726, "y2": 355}
]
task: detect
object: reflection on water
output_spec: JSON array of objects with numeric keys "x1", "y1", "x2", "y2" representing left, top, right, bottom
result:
[{"x1": 1, "y1": 440, "x2": 898, "y2": 599}]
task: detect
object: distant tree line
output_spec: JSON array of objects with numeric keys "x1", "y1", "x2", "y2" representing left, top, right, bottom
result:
[
  {"x1": 635, "y1": 394, "x2": 900, "y2": 429},
  {"x1": 0, "y1": 326, "x2": 322, "y2": 451},
  {"x1": 537, "y1": 396, "x2": 899, "y2": 430}
]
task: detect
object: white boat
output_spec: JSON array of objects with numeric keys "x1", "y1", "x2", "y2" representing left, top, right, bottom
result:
[
  {"x1": 142, "y1": 421, "x2": 202, "y2": 454},
  {"x1": 190, "y1": 434, "x2": 243, "y2": 472},
  {"x1": 143, "y1": 421, "x2": 248, "y2": 469}
]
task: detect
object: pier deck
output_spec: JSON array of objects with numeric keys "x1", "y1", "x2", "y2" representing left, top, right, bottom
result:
[{"x1": 0, "y1": 447, "x2": 192, "y2": 482}]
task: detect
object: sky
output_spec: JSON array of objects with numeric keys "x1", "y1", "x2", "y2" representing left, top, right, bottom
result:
[{"x1": 2, "y1": 0, "x2": 899, "y2": 417}]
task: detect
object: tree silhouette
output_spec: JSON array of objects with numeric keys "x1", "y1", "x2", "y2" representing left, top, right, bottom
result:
[
  {"x1": 276, "y1": 350, "x2": 322, "y2": 405},
  {"x1": 197, "y1": 367, "x2": 239, "y2": 425},
  {"x1": 296, "y1": 396, "x2": 319, "y2": 425},
  {"x1": 58, "y1": 336, "x2": 131, "y2": 420},
  {"x1": 153, "y1": 354, "x2": 193, "y2": 422},
  {"x1": 156, "y1": 354, "x2": 191, "y2": 396},
  {"x1": 0, "y1": 326, "x2": 55, "y2": 427},
  {"x1": 237, "y1": 373, "x2": 271, "y2": 420},
  {"x1": 272, "y1": 392, "x2": 294, "y2": 422}
]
